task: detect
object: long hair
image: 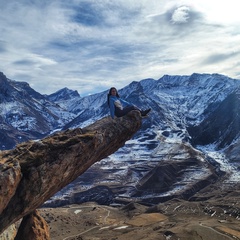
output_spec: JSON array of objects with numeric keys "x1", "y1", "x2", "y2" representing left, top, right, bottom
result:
[{"x1": 107, "y1": 87, "x2": 120, "y2": 107}]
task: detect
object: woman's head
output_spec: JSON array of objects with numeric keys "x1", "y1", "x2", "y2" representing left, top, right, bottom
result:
[{"x1": 108, "y1": 87, "x2": 120, "y2": 97}]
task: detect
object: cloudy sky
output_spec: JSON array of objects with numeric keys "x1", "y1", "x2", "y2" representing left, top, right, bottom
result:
[{"x1": 1, "y1": 0, "x2": 240, "y2": 96}]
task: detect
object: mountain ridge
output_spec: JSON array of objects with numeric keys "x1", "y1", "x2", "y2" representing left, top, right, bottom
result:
[{"x1": 0, "y1": 71, "x2": 240, "y2": 205}]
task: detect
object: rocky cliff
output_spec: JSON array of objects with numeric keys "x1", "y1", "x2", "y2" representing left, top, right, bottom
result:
[{"x1": 0, "y1": 111, "x2": 142, "y2": 236}]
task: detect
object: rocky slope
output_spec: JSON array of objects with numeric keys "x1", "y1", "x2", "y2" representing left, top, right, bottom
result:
[
  {"x1": 0, "y1": 111, "x2": 142, "y2": 238},
  {"x1": 1, "y1": 71, "x2": 240, "y2": 205}
]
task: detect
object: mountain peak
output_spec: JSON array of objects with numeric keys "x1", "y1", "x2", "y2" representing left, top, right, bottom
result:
[{"x1": 47, "y1": 87, "x2": 80, "y2": 102}]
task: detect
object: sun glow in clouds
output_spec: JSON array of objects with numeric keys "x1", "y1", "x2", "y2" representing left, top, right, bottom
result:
[{"x1": 191, "y1": 0, "x2": 240, "y2": 24}]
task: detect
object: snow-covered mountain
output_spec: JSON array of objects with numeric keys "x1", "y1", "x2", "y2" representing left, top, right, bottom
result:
[
  {"x1": 0, "y1": 72, "x2": 77, "y2": 149},
  {"x1": 62, "y1": 73, "x2": 240, "y2": 141},
  {"x1": 45, "y1": 73, "x2": 240, "y2": 206},
  {"x1": 1, "y1": 71, "x2": 240, "y2": 205}
]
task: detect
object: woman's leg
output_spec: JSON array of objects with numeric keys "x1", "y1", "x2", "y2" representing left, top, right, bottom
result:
[{"x1": 115, "y1": 106, "x2": 140, "y2": 117}]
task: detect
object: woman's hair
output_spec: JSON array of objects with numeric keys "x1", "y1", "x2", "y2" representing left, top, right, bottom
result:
[{"x1": 107, "y1": 87, "x2": 120, "y2": 107}]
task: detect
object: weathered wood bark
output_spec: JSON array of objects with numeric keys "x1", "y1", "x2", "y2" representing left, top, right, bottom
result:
[
  {"x1": 15, "y1": 210, "x2": 50, "y2": 240},
  {"x1": 0, "y1": 111, "x2": 142, "y2": 233}
]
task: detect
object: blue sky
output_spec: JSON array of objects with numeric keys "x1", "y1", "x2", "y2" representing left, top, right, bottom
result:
[{"x1": 1, "y1": 0, "x2": 240, "y2": 96}]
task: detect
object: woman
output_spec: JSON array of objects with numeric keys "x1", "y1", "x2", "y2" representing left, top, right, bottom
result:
[{"x1": 107, "y1": 87, "x2": 151, "y2": 119}]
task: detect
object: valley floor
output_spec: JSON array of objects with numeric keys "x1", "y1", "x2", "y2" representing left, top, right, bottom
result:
[{"x1": 40, "y1": 180, "x2": 240, "y2": 240}]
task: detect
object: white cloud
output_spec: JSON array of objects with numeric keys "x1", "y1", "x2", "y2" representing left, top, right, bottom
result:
[
  {"x1": 0, "y1": 0, "x2": 239, "y2": 96},
  {"x1": 171, "y1": 6, "x2": 190, "y2": 24}
]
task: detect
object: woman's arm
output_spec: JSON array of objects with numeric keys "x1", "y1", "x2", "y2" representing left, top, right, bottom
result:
[{"x1": 109, "y1": 97, "x2": 115, "y2": 119}]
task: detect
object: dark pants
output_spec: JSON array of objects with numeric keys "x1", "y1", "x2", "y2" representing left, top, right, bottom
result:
[{"x1": 115, "y1": 106, "x2": 140, "y2": 117}]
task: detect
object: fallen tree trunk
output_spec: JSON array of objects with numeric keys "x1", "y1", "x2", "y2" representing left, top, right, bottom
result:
[{"x1": 0, "y1": 111, "x2": 142, "y2": 233}]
